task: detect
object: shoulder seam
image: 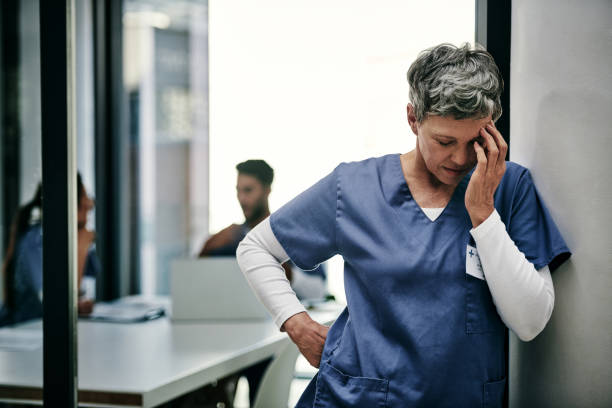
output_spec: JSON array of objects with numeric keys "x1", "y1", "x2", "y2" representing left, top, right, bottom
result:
[{"x1": 334, "y1": 164, "x2": 342, "y2": 254}]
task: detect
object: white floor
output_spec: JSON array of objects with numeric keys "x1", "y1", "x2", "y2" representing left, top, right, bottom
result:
[{"x1": 234, "y1": 355, "x2": 316, "y2": 408}]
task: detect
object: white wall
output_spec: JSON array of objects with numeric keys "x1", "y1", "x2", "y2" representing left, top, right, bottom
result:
[{"x1": 509, "y1": 1, "x2": 612, "y2": 407}]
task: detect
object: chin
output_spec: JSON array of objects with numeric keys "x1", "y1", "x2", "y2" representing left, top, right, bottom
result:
[{"x1": 436, "y1": 170, "x2": 464, "y2": 186}]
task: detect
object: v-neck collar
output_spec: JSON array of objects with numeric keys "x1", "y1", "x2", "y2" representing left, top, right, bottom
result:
[
  {"x1": 381, "y1": 153, "x2": 473, "y2": 255},
  {"x1": 383, "y1": 153, "x2": 471, "y2": 221}
]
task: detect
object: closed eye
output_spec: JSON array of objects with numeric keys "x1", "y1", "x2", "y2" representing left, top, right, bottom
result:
[
  {"x1": 470, "y1": 137, "x2": 484, "y2": 145},
  {"x1": 438, "y1": 140, "x2": 453, "y2": 146}
]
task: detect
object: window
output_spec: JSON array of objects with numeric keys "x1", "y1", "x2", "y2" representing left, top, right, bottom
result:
[
  {"x1": 208, "y1": 0, "x2": 476, "y2": 302},
  {"x1": 122, "y1": 0, "x2": 475, "y2": 299}
]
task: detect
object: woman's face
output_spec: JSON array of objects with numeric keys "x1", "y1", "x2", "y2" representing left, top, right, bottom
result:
[
  {"x1": 77, "y1": 188, "x2": 94, "y2": 229},
  {"x1": 407, "y1": 104, "x2": 492, "y2": 186}
]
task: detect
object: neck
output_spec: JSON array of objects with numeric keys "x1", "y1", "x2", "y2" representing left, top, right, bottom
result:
[
  {"x1": 246, "y1": 208, "x2": 270, "y2": 229},
  {"x1": 401, "y1": 148, "x2": 456, "y2": 195}
]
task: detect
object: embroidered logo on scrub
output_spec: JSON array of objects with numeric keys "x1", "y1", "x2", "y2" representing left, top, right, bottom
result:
[{"x1": 466, "y1": 244, "x2": 485, "y2": 280}]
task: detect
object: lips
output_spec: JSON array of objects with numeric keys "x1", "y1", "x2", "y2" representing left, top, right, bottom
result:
[{"x1": 443, "y1": 167, "x2": 466, "y2": 175}]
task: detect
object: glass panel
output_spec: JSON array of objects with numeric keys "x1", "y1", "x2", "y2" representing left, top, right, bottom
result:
[
  {"x1": 19, "y1": 0, "x2": 42, "y2": 205},
  {"x1": 1, "y1": 0, "x2": 94, "y2": 403},
  {"x1": 74, "y1": 0, "x2": 98, "y2": 307},
  {"x1": 124, "y1": 0, "x2": 209, "y2": 295},
  {"x1": 75, "y1": 0, "x2": 97, "y2": 232},
  {"x1": 0, "y1": 0, "x2": 45, "y2": 402},
  {"x1": 4, "y1": 0, "x2": 43, "y2": 321}
]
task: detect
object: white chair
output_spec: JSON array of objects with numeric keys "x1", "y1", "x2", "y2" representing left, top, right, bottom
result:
[{"x1": 252, "y1": 340, "x2": 301, "y2": 408}]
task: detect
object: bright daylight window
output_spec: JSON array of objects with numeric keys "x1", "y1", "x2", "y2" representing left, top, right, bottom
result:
[{"x1": 209, "y1": 0, "x2": 475, "y2": 302}]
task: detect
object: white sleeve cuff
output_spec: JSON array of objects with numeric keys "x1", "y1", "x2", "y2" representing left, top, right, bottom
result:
[{"x1": 469, "y1": 209, "x2": 501, "y2": 241}]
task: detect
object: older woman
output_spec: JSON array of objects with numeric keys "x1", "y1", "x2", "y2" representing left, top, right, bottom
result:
[{"x1": 237, "y1": 43, "x2": 570, "y2": 407}]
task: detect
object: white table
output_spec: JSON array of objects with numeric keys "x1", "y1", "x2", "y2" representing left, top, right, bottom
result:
[{"x1": 0, "y1": 298, "x2": 343, "y2": 407}]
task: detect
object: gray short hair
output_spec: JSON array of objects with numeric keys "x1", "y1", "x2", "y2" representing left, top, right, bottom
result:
[{"x1": 407, "y1": 43, "x2": 503, "y2": 122}]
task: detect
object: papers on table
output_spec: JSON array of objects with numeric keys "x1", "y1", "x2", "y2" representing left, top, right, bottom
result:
[{"x1": 82, "y1": 300, "x2": 165, "y2": 323}]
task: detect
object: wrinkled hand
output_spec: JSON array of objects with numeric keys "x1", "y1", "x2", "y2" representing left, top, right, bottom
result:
[
  {"x1": 465, "y1": 122, "x2": 507, "y2": 228},
  {"x1": 282, "y1": 312, "x2": 329, "y2": 368}
]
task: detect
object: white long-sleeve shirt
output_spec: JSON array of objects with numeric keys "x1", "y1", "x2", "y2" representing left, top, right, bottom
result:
[{"x1": 236, "y1": 209, "x2": 554, "y2": 342}]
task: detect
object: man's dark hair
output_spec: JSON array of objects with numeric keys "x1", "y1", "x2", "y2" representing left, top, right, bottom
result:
[{"x1": 236, "y1": 159, "x2": 274, "y2": 186}]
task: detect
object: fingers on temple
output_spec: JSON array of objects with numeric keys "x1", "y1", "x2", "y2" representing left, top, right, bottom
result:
[
  {"x1": 487, "y1": 123, "x2": 508, "y2": 164},
  {"x1": 481, "y1": 128, "x2": 499, "y2": 165},
  {"x1": 473, "y1": 141, "x2": 487, "y2": 174}
]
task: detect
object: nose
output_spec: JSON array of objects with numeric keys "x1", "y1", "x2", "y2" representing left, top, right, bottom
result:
[
  {"x1": 450, "y1": 145, "x2": 472, "y2": 167},
  {"x1": 237, "y1": 192, "x2": 249, "y2": 208}
]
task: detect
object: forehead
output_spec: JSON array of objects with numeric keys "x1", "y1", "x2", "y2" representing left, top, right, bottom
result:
[
  {"x1": 424, "y1": 114, "x2": 492, "y2": 140},
  {"x1": 237, "y1": 173, "x2": 263, "y2": 188}
]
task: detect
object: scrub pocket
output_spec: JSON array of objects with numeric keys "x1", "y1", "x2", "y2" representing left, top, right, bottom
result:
[
  {"x1": 465, "y1": 274, "x2": 501, "y2": 334},
  {"x1": 313, "y1": 361, "x2": 389, "y2": 408},
  {"x1": 483, "y1": 377, "x2": 507, "y2": 408}
]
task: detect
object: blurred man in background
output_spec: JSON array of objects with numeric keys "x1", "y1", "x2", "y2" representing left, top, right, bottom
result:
[
  {"x1": 199, "y1": 159, "x2": 327, "y2": 299},
  {"x1": 198, "y1": 159, "x2": 326, "y2": 406}
]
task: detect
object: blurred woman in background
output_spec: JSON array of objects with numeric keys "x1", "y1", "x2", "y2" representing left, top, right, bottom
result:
[{"x1": 0, "y1": 173, "x2": 100, "y2": 326}]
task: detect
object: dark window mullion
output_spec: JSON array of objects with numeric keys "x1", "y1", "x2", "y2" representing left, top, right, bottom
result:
[
  {"x1": 40, "y1": 0, "x2": 78, "y2": 407},
  {"x1": 94, "y1": 0, "x2": 125, "y2": 302},
  {"x1": 476, "y1": 0, "x2": 511, "y2": 157}
]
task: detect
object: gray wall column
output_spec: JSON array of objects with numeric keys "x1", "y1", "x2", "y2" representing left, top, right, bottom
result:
[{"x1": 509, "y1": 1, "x2": 612, "y2": 407}]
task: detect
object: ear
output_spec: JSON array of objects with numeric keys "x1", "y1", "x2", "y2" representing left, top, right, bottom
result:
[{"x1": 406, "y1": 104, "x2": 419, "y2": 135}]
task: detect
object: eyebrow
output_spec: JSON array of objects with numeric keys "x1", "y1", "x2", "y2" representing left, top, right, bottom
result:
[
  {"x1": 433, "y1": 133, "x2": 481, "y2": 142},
  {"x1": 432, "y1": 133, "x2": 456, "y2": 140}
]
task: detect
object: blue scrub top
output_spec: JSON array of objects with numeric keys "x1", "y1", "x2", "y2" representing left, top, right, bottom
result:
[
  {"x1": 270, "y1": 154, "x2": 570, "y2": 407},
  {"x1": 1, "y1": 223, "x2": 101, "y2": 326}
]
